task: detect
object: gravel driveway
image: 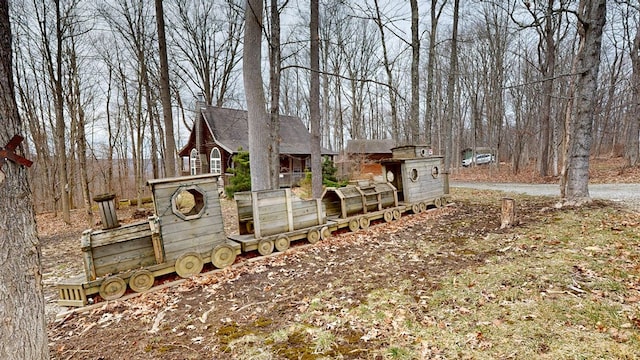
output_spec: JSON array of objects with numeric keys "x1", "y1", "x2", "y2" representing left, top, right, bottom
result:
[{"x1": 452, "y1": 182, "x2": 640, "y2": 210}]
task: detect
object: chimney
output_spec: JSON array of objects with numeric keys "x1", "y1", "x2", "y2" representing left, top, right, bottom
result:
[{"x1": 93, "y1": 193, "x2": 119, "y2": 230}]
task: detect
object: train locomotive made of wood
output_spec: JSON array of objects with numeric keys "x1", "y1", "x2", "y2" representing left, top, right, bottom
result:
[{"x1": 56, "y1": 145, "x2": 450, "y2": 307}]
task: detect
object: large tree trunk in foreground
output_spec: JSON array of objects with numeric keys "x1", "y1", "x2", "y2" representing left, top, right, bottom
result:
[
  {"x1": 244, "y1": 0, "x2": 270, "y2": 191},
  {"x1": 0, "y1": 1, "x2": 50, "y2": 358},
  {"x1": 564, "y1": 0, "x2": 606, "y2": 204}
]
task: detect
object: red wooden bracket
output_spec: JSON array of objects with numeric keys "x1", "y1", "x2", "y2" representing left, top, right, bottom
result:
[{"x1": 0, "y1": 135, "x2": 33, "y2": 168}]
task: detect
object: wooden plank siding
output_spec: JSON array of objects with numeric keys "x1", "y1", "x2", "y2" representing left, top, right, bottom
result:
[
  {"x1": 87, "y1": 221, "x2": 156, "y2": 278},
  {"x1": 149, "y1": 174, "x2": 228, "y2": 262},
  {"x1": 234, "y1": 189, "x2": 325, "y2": 240},
  {"x1": 292, "y1": 199, "x2": 324, "y2": 230},
  {"x1": 400, "y1": 157, "x2": 444, "y2": 204}
]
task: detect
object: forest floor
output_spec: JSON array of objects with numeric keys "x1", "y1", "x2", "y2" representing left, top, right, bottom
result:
[{"x1": 41, "y1": 157, "x2": 640, "y2": 359}]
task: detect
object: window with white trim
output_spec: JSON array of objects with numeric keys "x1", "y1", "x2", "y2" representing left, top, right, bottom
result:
[
  {"x1": 210, "y1": 148, "x2": 222, "y2": 175},
  {"x1": 190, "y1": 148, "x2": 199, "y2": 175}
]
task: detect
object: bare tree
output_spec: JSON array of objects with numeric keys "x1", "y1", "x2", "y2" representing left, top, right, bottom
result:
[
  {"x1": 626, "y1": 6, "x2": 640, "y2": 166},
  {"x1": 425, "y1": 0, "x2": 447, "y2": 147},
  {"x1": 310, "y1": 0, "x2": 322, "y2": 197},
  {"x1": 444, "y1": 0, "x2": 460, "y2": 177},
  {"x1": 155, "y1": 0, "x2": 177, "y2": 177},
  {"x1": 371, "y1": 0, "x2": 399, "y2": 142},
  {"x1": 410, "y1": 0, "x2": 420, "y2": 144},
  {"x1": 268, "y1": 0, "x2": 286, "y2": 188},
  {"x1": 36, "y1": 0, "x2": 71, "y2": 224},
  {"x1": 564, "y1": 0, "x2": 606, "y2": 203},
  {"x1": 0, "y1": 0, "x2": 49, "y2": 358},
  {"x1": 168, "y1": 0, "x2": 244, "y2": 107},
  {"x1": 244, "y1": 0, "x2": 270, "y2": 191}
]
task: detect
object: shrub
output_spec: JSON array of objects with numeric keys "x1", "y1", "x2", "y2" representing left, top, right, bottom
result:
[{"x1": 224, "y1": 149, "x2": 251, "y2": 198}]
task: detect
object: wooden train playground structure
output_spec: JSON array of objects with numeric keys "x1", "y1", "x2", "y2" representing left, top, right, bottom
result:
[{"x1": 56, "y1": 145, "x2": 451, "y2": 307}]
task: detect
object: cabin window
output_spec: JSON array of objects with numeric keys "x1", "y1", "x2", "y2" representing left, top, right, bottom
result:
[
  {"x1": 431, "y1": 166, "x2": 439, "y2": 178},
  {"x1": 409, "y1": 168, "x2": 419, "y2": 182},
  {"x1": 210, "y1": 148, "x2": 222, "y2": 175},
  {"x1": 190, "y1": 148, "x2": 199, "y2": 175},
  {"x1": 172, "y1": 185, "x2": 207, "y2": 220}
]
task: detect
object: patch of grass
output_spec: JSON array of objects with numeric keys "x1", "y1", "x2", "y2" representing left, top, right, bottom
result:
[{"x1": 212, "y1": 188, "x2": 640, "y2": 359}]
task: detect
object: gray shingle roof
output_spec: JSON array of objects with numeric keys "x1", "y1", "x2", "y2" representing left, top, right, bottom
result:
[
  {"x1": 202, "y1": 107, "x2": 335, "y2": 155},
  {"x1": 346, "y1": 139, "x2": 395, "y2": 154}
]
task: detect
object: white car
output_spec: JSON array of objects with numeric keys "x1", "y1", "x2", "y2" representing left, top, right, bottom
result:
[{"x1": 462, "y1": 154, "x2": 495, "y2": 167}]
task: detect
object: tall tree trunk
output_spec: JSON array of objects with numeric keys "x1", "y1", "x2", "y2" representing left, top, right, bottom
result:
[
  {"x1": 425, "y1": 0, "x2": 445, "y2": 147},
  {"x1": 269, "y1": 0, "x2": 281, "y2": 189},
  {"x1": 538, "y1": 0, "x2": 556, "y2": 177},
  {"x1": 155, "y1": 0, "x2": 177, "y2": 177},
  {"x1": 140, "y1": 55, "x2": 159, "y2": 179},
  {"x1": 373, "y1": 0, "x2": 399, "y2": 142},
  {"x1": 626, "y1": 18, "x2": 640, "y2": 167},
  {"x1": 67, "y1": 37, "x2": 93, "y2": 227},
  {"x1": 244, "y1": 0, "x2": 270, "y2": 191},
  {"x1": 40, "y1": 0, "x2": 70, "y2": 224},
  {"x1": 310, "y1": 0, "x2": 322, "y2": 198},
  {"x1": 0, "y1": 0, "x2": 50, "y2": 357},
  {"x1": 410, "y1": 0, "x2": 420, "y2": 144},
  {"x1": 444, "y1": 0, "x2": 460, "y2": 177},
  {"x1": 565, "y1": 0, "x2": 606, "y2": 203}
]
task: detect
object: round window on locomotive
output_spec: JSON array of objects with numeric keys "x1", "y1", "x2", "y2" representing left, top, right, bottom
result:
[
  {"x1": 171, "y1": 185, "x2": 207, "y2": 220},
  {"x1": 431, "y1": 166, "x2": 439, "y2": 178},
  {"x1": 409, "y1": 168, "x2": 419, "y2": 182}
]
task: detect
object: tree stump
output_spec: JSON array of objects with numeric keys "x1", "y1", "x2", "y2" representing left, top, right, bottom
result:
[{"x1": 501, "y1": 197, "x2": 516, "y2": 229}]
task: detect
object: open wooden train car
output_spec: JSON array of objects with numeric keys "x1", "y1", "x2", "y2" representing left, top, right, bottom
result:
[
  {"x1": 229, "y1": 188, "x2": 328, "y2": 255},
  {"x1": 56, "y1": 174, "x2": 239, "y2": 307}
]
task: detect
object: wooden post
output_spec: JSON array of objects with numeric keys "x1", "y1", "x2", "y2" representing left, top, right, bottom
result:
[
  {"x1": 148, "y1": 216, "x2": 165, "y2": 264},
  {"x1": 501, "y1": 197, "x2": 516, "y2": 229}
]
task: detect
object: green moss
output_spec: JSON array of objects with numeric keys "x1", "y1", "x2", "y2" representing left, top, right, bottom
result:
[{"x1": 253, "y1": 317, "x2": 273, "y2": 328}]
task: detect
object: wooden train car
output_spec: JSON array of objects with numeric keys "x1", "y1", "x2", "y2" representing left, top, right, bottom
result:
[
  {"x1": 56, "y1": 174, "x2": 239, "y2": 307},
  {"x1": 229, "y1": 188, "x2": 329, "y2": 255},
  {"x1": 382, "y1": 145, "x2": 450, "y2": 212},
  {"x1": 56, "y1": 145, "x2": 449, "y2": 307},
  {"x1": 321, "y1": 182, "x2": 401, "y2": 232}
]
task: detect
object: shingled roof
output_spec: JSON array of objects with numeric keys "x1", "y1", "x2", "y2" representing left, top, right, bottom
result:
[
  {"x1": 346, "y1": 139, "x2": 395, "y2": 154},
  {"x1": 200, "y1": 107, "x2": 334, "y2": 155}
]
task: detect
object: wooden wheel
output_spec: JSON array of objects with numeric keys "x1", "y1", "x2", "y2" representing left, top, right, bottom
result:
[
  {"x1": 275, "y1": 235, "x2": 290, "y2": 252},
  {"x1": 359, "y1": 216, "x2": 370, "y2": 229},
  {"x1": 434, "y1": 197, "x2": 442, "y2": 208},
  {"x1": 175, "y1": 252, "x2": 204, "y2": 278},
  {"x1": 383, "y1": 211, "x2": 393, "y2": 223},
  {"x1": 419, "y1": 202, "x2": 427, "y2": 212},
  {"x1": 99, "y1": 276, "x2": 126, "y2": 300},
  {"x1": 307, "y1": 229, "x2": 321, "y2": 244},
  {"x1": 411, "y1": 203, "x2": 421, "y2": 214},
  {"x1": 392, "y1": 209, "x2": 401, "y2": 220},
  {"x1": 129, "y1": 270, "x2": 154, "y2": 293},
  {"x1": 257, "y1": 239, "x2": 274, "y2": 256},
  {"x1": 211, "y1": 244, "x2": 236, "y2": 269},
  {"x1": 320, "y1": 226, "x2": 331, "y2": 240},
  {"x1": 348, "y1": 218, "x2": 360, "y2": 232}
]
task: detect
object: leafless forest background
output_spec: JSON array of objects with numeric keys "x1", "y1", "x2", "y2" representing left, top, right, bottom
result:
[{"x1": 9, "y1": 0, "x2": 639, "y2": 215}]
